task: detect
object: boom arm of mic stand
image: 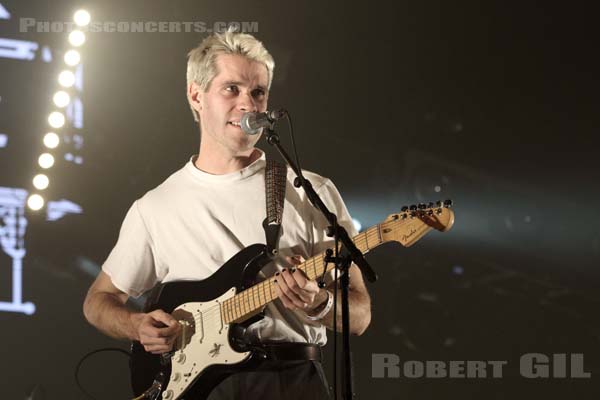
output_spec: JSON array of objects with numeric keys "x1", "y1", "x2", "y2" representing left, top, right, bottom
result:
[{"x1": 265, "y1": 128, "x2": 377, "y2": 283}]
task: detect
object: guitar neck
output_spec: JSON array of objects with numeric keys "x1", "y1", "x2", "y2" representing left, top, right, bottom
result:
[
  {"x1": 221, "y1": 202, "x2": 454, "y2": 324},
  {"x1": 221, "y1": 226, "x2": 383, "y2": 324}
]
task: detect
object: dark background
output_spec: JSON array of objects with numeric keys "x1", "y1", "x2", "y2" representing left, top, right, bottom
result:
[{"x1": 1, "y1": 0, "x2": 598, "y2": 399}]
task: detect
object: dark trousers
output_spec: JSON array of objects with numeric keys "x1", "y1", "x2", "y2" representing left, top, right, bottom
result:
[{"x1": 207, "y1": 360, "x2": 331, "y2": 400}]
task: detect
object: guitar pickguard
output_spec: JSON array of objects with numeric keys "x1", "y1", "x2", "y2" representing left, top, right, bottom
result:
[{"x1": 161, "y1": 288, "x2": 250, "y2": 400}]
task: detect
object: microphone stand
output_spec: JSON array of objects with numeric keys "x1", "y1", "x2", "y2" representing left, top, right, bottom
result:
[{"x1": 263, "y1": 125, "x2": 377, "y2": 400}]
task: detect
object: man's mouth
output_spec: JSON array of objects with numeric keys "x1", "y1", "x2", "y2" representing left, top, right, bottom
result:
[{"x1": 228, "y1": 121, "x2": 241, "y2": 128}]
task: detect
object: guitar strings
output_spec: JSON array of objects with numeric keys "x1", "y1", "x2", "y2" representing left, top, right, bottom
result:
[
  {"x1": 183, "y1": 215, "x2": 434, "y2": 324},
  {"x1": 184, "y1": 209, "x2": 446, "y2": 324},
  {"x1": 182, "y1": 224, "x2": 395, "y2": 325}
]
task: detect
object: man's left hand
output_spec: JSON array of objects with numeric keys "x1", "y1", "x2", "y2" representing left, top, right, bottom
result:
[{"x1": 274, "y1": 255, "x2": 329, "y2": 312}]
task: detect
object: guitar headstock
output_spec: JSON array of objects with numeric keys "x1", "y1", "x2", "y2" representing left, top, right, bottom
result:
[{"x1": 380, "y1": 200, "x2": 455, "y2": 247}]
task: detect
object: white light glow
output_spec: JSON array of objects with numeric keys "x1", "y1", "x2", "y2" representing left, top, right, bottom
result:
[
  {"x1": 64, "y1": 49, "x2": 80, "y2": 66},
  {"x1": 74, "y1": 10, "x2": 91, "y2": 27},
  {"x1": 38, "y1": 153, "x2": 55, "y2": 169},
  {"x1": 53, "y1": 91, "x2": 70, "y2": 108},
  {"x1": 43, "y1": 132, "x2": 60, "y2": 148},
  {"x1": 48, "y1": 111, "x2": 65, "y2": 128},
  {"x1": 27, "y1": 194, "x2": 45, "y2": 210},
  {"x1": 68, "y1": 30, "x2": 86, "y2": 47},
  {"x1": 33, "y1": 174, "x2": 49, "y2": 190},
  {"x1": 58, "y1": 70, "x2": 75, "y2": 87}
]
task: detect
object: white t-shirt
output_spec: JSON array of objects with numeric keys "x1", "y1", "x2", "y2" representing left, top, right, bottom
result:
[{"x1": 102, "y1": 150, "x2": 357, "y2": 345}]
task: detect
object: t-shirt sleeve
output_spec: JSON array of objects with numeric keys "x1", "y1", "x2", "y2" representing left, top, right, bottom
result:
[{"x1": 102, "y1": 200, "x2": 159, "y2": 298}]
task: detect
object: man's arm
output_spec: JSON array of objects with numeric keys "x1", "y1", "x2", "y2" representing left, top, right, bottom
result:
[
  {"x1": 318, "y1": 264, "x2": 371, "y2": 335},
  {"x1": 83, "y1": 271, "x2": 181, "y2": 354}
]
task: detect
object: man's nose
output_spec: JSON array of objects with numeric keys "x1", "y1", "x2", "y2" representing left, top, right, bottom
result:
[{"x1": 237, "y1": 92, "x2": 258, "y2": 113}]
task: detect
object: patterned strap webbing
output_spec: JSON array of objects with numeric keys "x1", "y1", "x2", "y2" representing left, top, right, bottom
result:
[{"x1": 263, "y1": 159, "x2": 287, "y2": 257}]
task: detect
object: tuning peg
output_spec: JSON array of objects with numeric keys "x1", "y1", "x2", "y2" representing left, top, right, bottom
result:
[
  {"x1": 443, "y1": 199, "x2": 453, "y2": 208},
  {"x1": 427, "y1": 202, "x2": 434, "y2": 209},
  {"x1": 401, "y1": 206, "x2": 409, "y2": 212},
  {"x1": 418, "y1": 203, "x2": 427, "y2": 210},
  {"x1": 409, "y1": 205, "x2": 417, "y2": 211}
]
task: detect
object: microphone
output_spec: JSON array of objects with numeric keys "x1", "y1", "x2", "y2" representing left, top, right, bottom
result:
[{"x1": 240, "y1": 109, "x2": 287, "y2": 135}]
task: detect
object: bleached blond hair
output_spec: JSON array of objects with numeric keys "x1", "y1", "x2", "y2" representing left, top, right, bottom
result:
[{"x1": 186, "y1": 30, "x2": 275, "y2": 122}]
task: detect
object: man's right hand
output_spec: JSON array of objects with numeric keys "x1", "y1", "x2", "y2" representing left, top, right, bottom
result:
[{"x1": 132, "y1": 309, "x2": 181, "y2": 354}]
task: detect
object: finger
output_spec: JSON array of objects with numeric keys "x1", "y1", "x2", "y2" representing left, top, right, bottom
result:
[
  {"x1": 157, "y1": 324, "x2": 181, "y2": 338},
  {"x1": 140, "y1": 334, "x2": 170, "y2": 346},
  {"x1": 276, "y1": 275, "x2": 310, "y2": 309},
  {"x1": 274, "y1": 280, "x2": 297, "y2": 310},
  {"x1": 149, "y1": 309, "x2": 178, "y2": 327},
  {"x1": 281, "y1": 269, "x2": 312, "y2": 301},
  {"x1": 285, "y1": 255, "x2": 305, "y2": 266},
  {"x1": 144, "y1": 343, "x2": 172, "y2": 354}
]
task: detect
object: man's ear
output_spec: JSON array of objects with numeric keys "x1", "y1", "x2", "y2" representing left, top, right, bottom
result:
[{"x1": 188, "y1": 82, "x2": 203, "y2": 111}]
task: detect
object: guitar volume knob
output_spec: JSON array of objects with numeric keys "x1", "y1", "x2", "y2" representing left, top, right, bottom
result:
[
  {"x1": 175, "y1": 353, "x2": 186, "y2": 364},
  {"x1": 162, "y1": 390, "x2": 174, "y2": 399}
]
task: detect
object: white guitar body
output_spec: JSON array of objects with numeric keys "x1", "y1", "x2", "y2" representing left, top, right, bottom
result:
[{"x1": 162, "y1": 288, "x2": 250, "y2": 400}]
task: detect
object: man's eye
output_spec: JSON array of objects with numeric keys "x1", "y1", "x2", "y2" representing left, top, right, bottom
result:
[
  {"x1": 252, "y1": 89, "x2": 265, "y2": 98},
  {"x1": 226, "y1": 85, "x2": 239, "y2": 93}
]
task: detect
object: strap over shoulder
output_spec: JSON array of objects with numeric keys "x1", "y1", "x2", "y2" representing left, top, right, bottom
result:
[{"x1": 263, "y1": 158, "x2": 287, "y2": 257}]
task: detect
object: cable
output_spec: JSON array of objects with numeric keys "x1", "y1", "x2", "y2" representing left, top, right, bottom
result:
[
  {"x1": 74, "y1": 347, "x2": 131, "y2": 400},
  {"x1": 284, "y1": 112, "x2": 303, "y2": 178}
]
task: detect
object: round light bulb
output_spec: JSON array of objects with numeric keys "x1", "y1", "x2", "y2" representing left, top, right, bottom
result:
[
  {"x1": 74, "y1": 10, "x2": 91, "y2": 27},
  {"x1": 33, "y1": 174, "x2": 49, "y2": 190},
  {"x1": 43, "y1": 132, "x2": 60, "y2": 149},
  {"x1": 48, "y1": 111, "x2": 65, "y2": 128},
  {"x1": 53, "y1": 91, "x2": 70, "y2": 108},
  {"x1": 38, "y1": 153, "x2": 55, "y2": 169},
  {"x1": 58, "y1": 70, "x2": 76, "y2": 88},
  {"x1": 69, "y1": 30, "x2": 86, "y2": 47},
  {"x1": 27, "y1": 194, "x2": 45, "y2": 210},
  {"x1": 64, "y1": 49, "x2": 81, "y2": 66}
]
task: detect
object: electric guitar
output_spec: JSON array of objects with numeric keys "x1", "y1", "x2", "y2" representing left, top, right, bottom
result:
[{"x1": 130, "y1": 200, "x2": 455, "y2": 400}]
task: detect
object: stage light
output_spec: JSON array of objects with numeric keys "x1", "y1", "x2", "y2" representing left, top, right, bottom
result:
[
  {"x1": 58, "y1": 70, "x2": 75, "y2": 87},
  {"x1": 38, "y1": 153, "x2": 55, "y2": 169},
  {"x1": 48, "y1": 111, "x2": 65, "y2": 128},
  {"x1": 352, "y1": 218, "x2": 362, "y2": 232},
  {"x1": 64, "y1": 49, "x2": 80, "y2": 66},
  {"x1": 68, "y1": 30, "x2": 86, "y2": 47},
  {"x1": 53, "y1": 91, "x2": 70, "y2": 108},
  {"x1": 43, "y1": 132, "x2": 60, "y2": 149},
  {"x1": 27, "y1": 194, "x2": 45, "y2": 211},
  {"x1": 74, "y1": 10, "x2": 91, "y2": 27},
  {"x1": 33, "y1": 174, "x2": 49, "y2": 190}
]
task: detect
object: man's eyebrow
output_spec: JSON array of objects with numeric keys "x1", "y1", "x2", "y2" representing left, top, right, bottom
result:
[
  {"x1": 222, "y1": 80, "x2": 243, "y2": 86},
  {"x1": 222, "y1": 80, "x2": 267, "y2": 91}
]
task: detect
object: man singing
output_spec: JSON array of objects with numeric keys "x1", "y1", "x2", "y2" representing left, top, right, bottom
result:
[{"x1": 83, "y1": 30, "x2": 371, "y2": 399}]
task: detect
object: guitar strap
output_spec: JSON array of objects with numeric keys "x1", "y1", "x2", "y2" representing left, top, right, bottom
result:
[{"x1": 263, "y1": 158, "x2": 287, "y2": 258}]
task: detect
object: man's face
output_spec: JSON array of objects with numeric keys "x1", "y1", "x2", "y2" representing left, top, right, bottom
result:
[{"x1": 192, "y1": 54, "x2": 269, "y2": 154}]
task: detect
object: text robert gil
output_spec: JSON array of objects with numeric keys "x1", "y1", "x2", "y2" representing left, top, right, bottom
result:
[{"x1": 372, "y1": 353, "x2": 591, "y2": 379}]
